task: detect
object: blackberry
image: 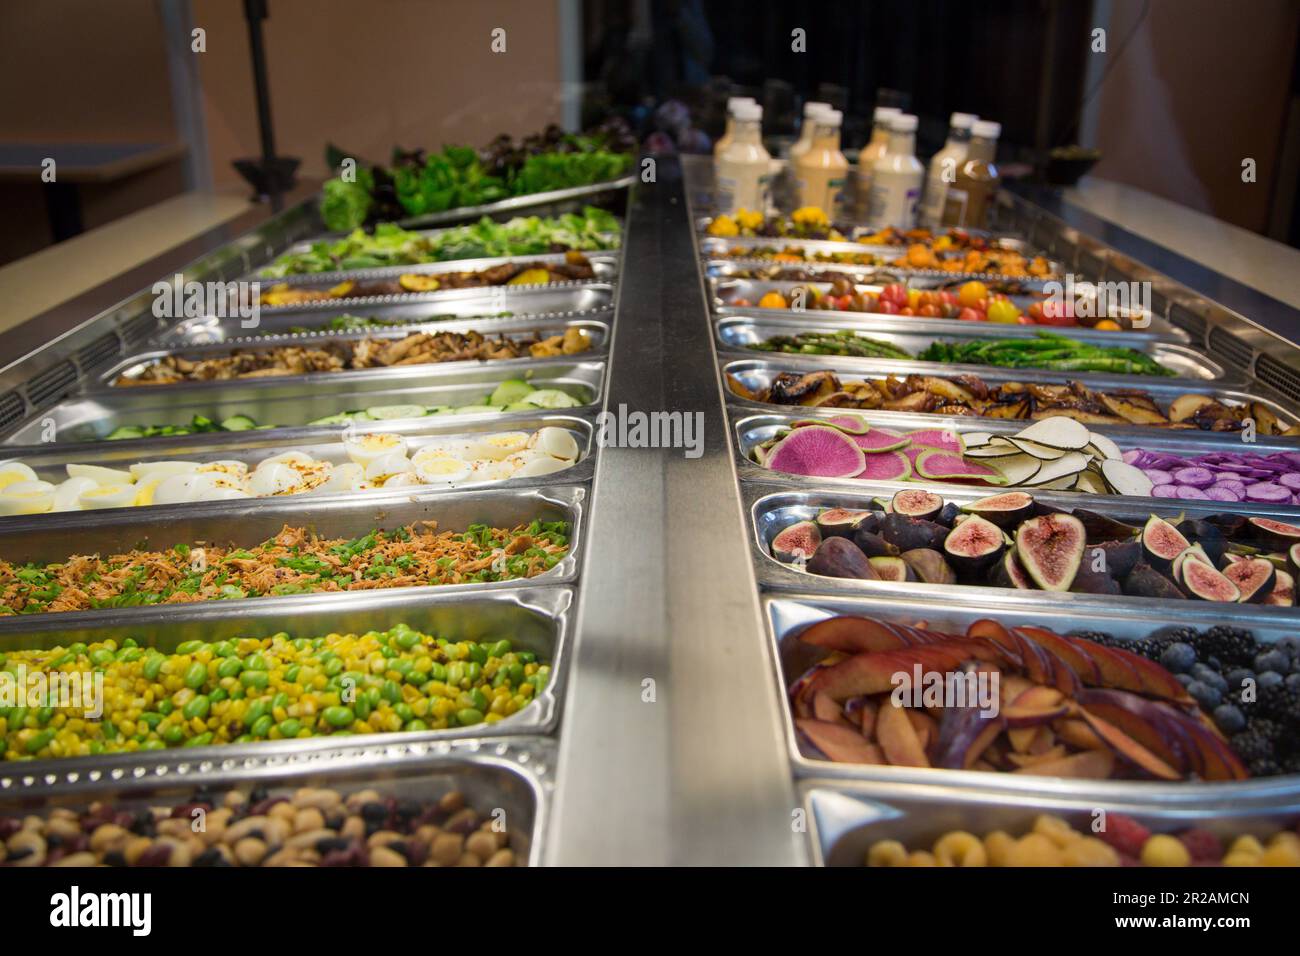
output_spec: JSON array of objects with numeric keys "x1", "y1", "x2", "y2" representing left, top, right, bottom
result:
[
  {"x1": 1246, "y1": 717, "x2": 1280, "y2": 741},
  {"x1": 1196, "y1": 626, "x2": 1259, "y2": 668},
  {"x1": 1071, "y1": 630, "x2": 1117, "y2": 647},
  {"x1": 1229, "y1": 731, "x2": 1273, "y2": 764},
  {"x1": 1259, "y1": 683, "x2": 1300, "y2": 722},
  {"x1": 1248, "y1": 758, "x2": 1282, "y2": 778}
]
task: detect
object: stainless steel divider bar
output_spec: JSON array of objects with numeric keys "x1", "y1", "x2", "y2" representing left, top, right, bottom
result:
[{"x1": 547, "y1": 161, "x2": 803, "y2": 865}]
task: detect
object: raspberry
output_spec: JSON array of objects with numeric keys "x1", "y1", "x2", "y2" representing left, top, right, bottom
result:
[
  {"x1": 1177, "y1": 828, "x2": 1222, "y2": 862},
  {"x1": 1098, "y1": 813, "x2": 1150, "y2": 858}
]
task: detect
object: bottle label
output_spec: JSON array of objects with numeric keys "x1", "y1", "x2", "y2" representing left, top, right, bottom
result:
[{"x1": 943, "y1": 188, "x2": 970, "y2": 227}]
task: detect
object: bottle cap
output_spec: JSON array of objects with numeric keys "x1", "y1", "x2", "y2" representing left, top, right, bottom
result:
[
  {"x1": 804, "y1": 101, "x2": 833, "y2": 118},
  {"x1": 950, "y1": 112, "x2": 978, "y2": 129},
  {"x1": 726, "y1": 96, "x2": 756, "y2": 114},
  {"x1": 890, "y1": 113, "x2": 918, "y2": 133},
  {"x1": 818, "y1": 109, "x2": 843, "y2": 127},
  {"x1": 873, "y1": 106, "x2": 901, "y2": 124},
  {"x1": 732, "y1": 101, "x2": 763, "y2": 122},
  {"x1": 972, "y1": 120, "x2": 1002, "y2": 139}
]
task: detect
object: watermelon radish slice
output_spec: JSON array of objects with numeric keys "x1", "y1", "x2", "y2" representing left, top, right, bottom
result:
[
  {"x1": 765, "y1": 426, "x2": 867, "y2": 478},
  {"x1": 791, "y1": 415, "x2": 870, "y2": 435},
  {"x1": 915, "y1": 450, "x2": 1006, "y2": 484},
  {"x1": 855, "y1": 450, "x2": 913, "y2": 482},
  {"x1": 905, "y1": 428, "x2": 965, "y2": 455},
  {"x1": 851, "y1": 427, "x2": 911, "y2": 453}
]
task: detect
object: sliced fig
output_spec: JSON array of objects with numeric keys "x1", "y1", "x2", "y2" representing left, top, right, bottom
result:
[
  {"x1": 961, "y1": 491, "x2": 1034, "y2": 528},
  {"x1": 1222, "y1": 557, "x2": 1276, "y2": 604},
  {"x1": 1015, "y1": 513, "x2": 1086, "y2": 591},
  {"x1": 899, "y1": 548, "x2": 957, "y2": 585},
  {"x1": 1141, "y1": 515, "x2": 1190, "y2": 568},
  {"x1": 1248, "y1": 516, "x2": 1300, "y2": 547},
  {"x1": 878, "y1": 513, "x2": 949, "y2": 552},
  {"x1": 1122, "y1": 562, "x2": 1186, "y2": 600},
  {"x1": 806, "y1": 537, "x2": 879, "y2": 580},
  {"x1": 1170, "y1": 544, "x2": 1213, "y2": 583},
  {"x1": 1179, "y1": 559, "x2": 1241, "y2": 602},
  {"x1": 988, "y1": 548, "x2": 1033, "y2": 589},
  {"x1": 943, "y1": 515, "x2": 1006, "y2": 576},
  {"x1": 868, "y1": 556, "x2": 915, "y2": 582},
  {"x1": 1265, "y1": 569, "x2": 1295, "y2": 606},
  {"x1": 889, "y1": 489, "x2": 944, "y2": 522},
  {"x1": 771, "y1": 520, "x2": 822, "y2": 563},
  {"x1": 815, "y1": 507, "x2": 873, "y2": 537}
]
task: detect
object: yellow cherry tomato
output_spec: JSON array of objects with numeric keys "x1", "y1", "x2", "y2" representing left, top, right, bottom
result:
[
  {"x1": 957, "y1": 281, "x2": 988, "y2": 309},
  {"x1": 986, "y1": 298, "x2": 1022, "y2": 324}
]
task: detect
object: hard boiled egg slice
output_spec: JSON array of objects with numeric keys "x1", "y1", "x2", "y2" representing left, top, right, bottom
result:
[
  {"x1": 206, "y1": 486, "x2": 252, "y2": 501},
  {"x1": 469, "y1": 431, "x2": 530, "y2": 461},
  {"x1": 344, "y1": 433, "x2": 408, "y2": 466},
  {"x1": 67, "y1": 463, "x2": 134, "y2": 486},
  {"x1": 0, "y1": 462, "x2": 39, "y2": 491},
  {"x1": 259, "y1": 450, "x2": 315, "y2": 468},
  {"x1": 515, "y1": 456, "x2": 574, "y2": 478},
  {"x1": 52, "y1": 477, "x2": 98, "y2": 511},
  {"x1": 0, "y1": 480, "x2": 56, "y2": 515},
  {"x1": 382, "y1": 472, "x2": 423, "y2": 488},
  {"x1": 527, "y1": 426, "x2": 579, "y2": 462},
  {"x1": 364, "y1": 452, "x2": 412, "y2": 484},
  {"x1": 317, "y1": 462, "x2": 365, "y2": 493},
  {"x1": 415, "y1": 457, "x2": 470, "y2": 485},
  {"x1": 79, "y1": 483, "x2": 139, "y2": 510},
  {"x1": 197, "y1": 460, "x2": 249, "y2": 479},
  {"x1": 249, "y1": 462, "x2": 304, "y2": 496},
  {"x1": 129, "y1": 461, "x2": 199, "y2": 482},
  {"x1": 151, "y1": 473, "x2": 200, "y2": 505}
]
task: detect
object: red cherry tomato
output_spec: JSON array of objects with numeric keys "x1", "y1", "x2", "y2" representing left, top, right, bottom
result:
[
  {"x1": 918, "y1": 304, "x2": 942, "y2": 317},
  {"x1": 957, "y1": 308, "x2": 983, "y2": 322},
  {"x1": 880, "y1": 283, "x2": 909, "y2": 308},
  {"x1": 876, "y1": 299, "x2": 900, "y2": 315},
  {"x1": 898, "y1": 307, "x2": 915, "y2": 316}
]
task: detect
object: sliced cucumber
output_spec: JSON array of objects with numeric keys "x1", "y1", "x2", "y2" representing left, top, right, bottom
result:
[
  {"x1": 106, "y1": 426, "x2": 145, "y2": 440},
  {"x1": 503, "y1": 401, "x2": 538, "y2": 412},
  {"x1": 451, "y1": 405, "x2": 504, "y2": 415},
  {"x1": 306, "y1": 413, "x2": 354, "y2": 426},
  {"x1": 364, "y1": 404, "x2": 429, "y2": 421},
  {"x1": 488, "y1": 379, "x2": 535, "y2": 406},
  {"x1": 524, "y1": 389, "x2": 581, "y2": 409},
  {"x1": 220, "y1": 414, "x2": 258, "y2": 431}
]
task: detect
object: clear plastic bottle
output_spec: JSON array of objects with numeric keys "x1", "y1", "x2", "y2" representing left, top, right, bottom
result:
[
  {"x1": 713, "y1": 96, "x2": 757, "y2": 158},
  {"x1": 714, "y1": 101, "x2": 771, "y2": 215},
  {"x1": 789, "y1": 101, "x2": 833, "y2": 165},
  {"x1": 866, "y1": 113, "x2": 924, "y2": 229},
  {"x1": 918, "y1": 112, "x2": 977, "y2": 230},
  {"x1": 793, "y1": 108, "x2": 848, "y2": 215},
  {"x1": 942, "y1": 119, "x2": 1001, "y2": 229},
  {"x1": 852, "y1": 106, "x2": 901, "y2": 219}
]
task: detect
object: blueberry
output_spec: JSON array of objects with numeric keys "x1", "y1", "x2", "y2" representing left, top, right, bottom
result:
[
  {"x1": 1160, "y1": 642, "x2": 1197, "y2": 673},
  {"x1": 1176, "y1": 673, "x2": 1195, "y2": 688},
  {"x1": 1187, "y1": 680, "x2": 1222, "y2": 709},
  {"x1": 1254, "y1": 649, "x2": 1289, "y2": 674},
  {"x1": 1286, "y1": 673, "x2": 1300, "y2": 692},
  {"x1": 1191, "y1": 663, "x2": 1228, "y2": 692},
  {"x1": 1278, "y1": 636, "x2": 1300, "y2": 654},
  {"x1": 1257, "y1": 670, "x2": 1284, "y2": 689},
  {"x1": 1226, "y1": 667, "x2": 1256, "y2": 691},
  {"x1": 1213, "y1": 704, "x2": 1246, "y2": 734}
]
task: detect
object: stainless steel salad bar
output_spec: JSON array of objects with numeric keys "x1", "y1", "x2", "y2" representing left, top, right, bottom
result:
[{"x1": 3, "y1": 153, "x2": 1300, "y2": 868}]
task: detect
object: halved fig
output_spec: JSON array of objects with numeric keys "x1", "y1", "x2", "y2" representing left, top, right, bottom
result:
[
  {"x1": 771, "y1": 520, "x2": 822, "y2": 563},
  {"x1": 815, "y1": 507, "x2": 873, "y2": 537},
  {"x1": 1222, "y1": 557, "x2": 1276, "y2": 603},
  {"x1": 1266, "y1": 569, "x2": 1296, "y2": 607},
  {"x1": 943, "y1": 515, "x2": 1006, "y2": 576},
  {"x1": 961, "y1": 490, "x2": 1034, "y2": 527},
  {"x1": 899, "y1": 548, "x2": 957, "y2": 585},
  {"x1": 1248, "y1": 516, "x2": 1300, "y2": 547},
  {"x1": 889, "y1": 489, "x2": 944, "y2": 522},
  {"x1": 868, "y1": 556, "x2": 915, "y2": 582},
  {"x1": 1179, "y1": 558, "x2": 1241, "y2": 602},
  {"x1": 1015, "y1": 513, "x2": 1086, "y2": 591},
  {"x1": 988, "y1": 548, "x2": 1033, "y2": 589},
  {"x1": 1141, "y1": 515, "x2": 1190, "y2": 568}
]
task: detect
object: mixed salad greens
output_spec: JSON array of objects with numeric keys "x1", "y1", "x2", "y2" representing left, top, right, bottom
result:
[
  {"x1": 321, "y1": 120, "x2": 636, "y2": 231},
  {"x1": 260, "y1": 207, "x2": 621, "y2": 278},
  {"x1": 101, "y1": 379, "x2": 585, "y2": 441}
]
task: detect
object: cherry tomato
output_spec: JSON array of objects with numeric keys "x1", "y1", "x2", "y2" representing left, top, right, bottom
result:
[
  {"x1": 957, "y1": 281, "x2": 988, "y2": 309},
  {"x1": 986, "y1": 299, "x2": 1022, "y2": 324},
  {"x1": 957, "y1": 308, "x2": 983, "y2": 322},
  {"x1": 1016, "y1": 315, "x2": 1036, "y2": 325},
  {"x1": 939, "y1": 291, "x2": 958, "y2": 308},
  {"x1": 918, "y1": 304, "x2": 942, "y2": 317},
  {"x1": 876, "y1": 299, "x2": 900, "y2": 315},
  {"x1": 898, "y1": 307, "x2": 915, "y2": 316},
  {"x1": 880, "y1": 283, "x2": 909, "y2": 308}
]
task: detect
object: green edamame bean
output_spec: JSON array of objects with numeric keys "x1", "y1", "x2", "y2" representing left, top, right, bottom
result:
[
  {"x1": 139, "y1": 712, "x2": 163, "y2": 729},
  {"x1": 277, "y1": 718, "x2": 301, "y2": 737},
  {"x1": 381, "y1": 680, "x2": 401, "y2": 703},
  {"x1": 488, "y1": 639, "x2": 512, "y2": 659},
  {"x1": 184, "y1": 732, "x2": 214, "y2": 747},
  {"x1": 25, "y1": 730, "x2": 54, "y2": 753},
  {"x1": 175, "y1": 640, "x2": 204, "y2": 655},
  {"x1": 404, "y1": 719, "x2": 428, "y2": 733},
  {"x1": 182, "y1": 695, "x2": 210, "y2": 720},
  {"x1": 322, "y1": 706, "x2": 354, "y2": 728},
  {"x1": 468, "y1": 689, "x2": 488, "y2": 712},
  {"x1": 217, "y1": 658, "x2": 243, "y2": 679},
  {"x1": 465, "y1": 662, "x2": 482, "y2": 684},
  {"x1": 244, "y1": 654, "x2": 267, "y2": 671},
  {"x1": 90, "y1": 648, "x2": 114, "y2": 667},
  {"x1": 162, "y1": 725, "x2": 184, "y2": 745},
  {"x1": 184, "y1": 662, "x2": 207, "y2": 690},
  {"x1": 284, "y1": 664, "x2": 300, "y2": 684},
  {"x1": 456, "y1": 708, "x2": 484, "y2": 726},
  {"x1": 393, "y1": 703, "x2": 414, "y2": 724},
  {"x1": 446, "y1": 662, "x2": 467, "y2": 686},
  {"x1": 467, "y1": 644, "x2": 488, "y2": 665},
  {"x1": 428, "y1": 662, "x2": 447, "y2": 681},
  {"x1": 240, "y1": 671, "x2": 269, "y2": 690},
  {"x1": 143, "y1": 654, "x2": 165, "y2": 680},
  {"x1": 250, "y1": 715, "x2": 273, "y2": 738}
]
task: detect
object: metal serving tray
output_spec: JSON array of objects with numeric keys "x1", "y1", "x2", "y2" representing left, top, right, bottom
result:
[
  {"x1": 803, "y1": 781, "x2": 1300, "y2": 866},
  {"x1": 720, "y1": 356, "x2": 1295, "y2": 440},
  {"x1": 157, "y1": 284, "x2": 616, "y2": 344},
  {"x1": 767, "y1": 592, "x2": 1299, "y2": 800},
  {"x1": 0, "y1": 483, "x2": 585, "y2": 622},
  {"x1": 706, "y1": 257, "x2": 1051, "y2": 291},
  {"x1": 1, "y1": 359, "x2": 606, "y2": 447},
  {"x1": 0, "y1": 585, "x2": 574, "y2": 772},
  {"x1": 99, "y1": 316, "x2": 610, "y2": 390},
  {"x1": 396, "y1": 174, "x2": 635, "y2": 229},
  {"x1": 708, "y1": 276, "x2": 1179, "y2": 341},
  {"x1": 697, "y1": 235, "x2": 1069, "y2": 283},
  {"x1": 732, "y1": 408, "x2": 1300, "y2": 506},
  {"x1": 254, "y1": 250, "x2": 620, "y2": 287},
  {"x1": 0, "y1": 412, "x2": 595, "y2": 523},
  {"x1": 0, "y1": 737, "x2": 555, "y2": 866},
  {"x1": 716, "y1": 315, "x2": 1227, "y2": 380},
  {"x1": 746, "y1": 482, "x2": 1300, "y2": 622}
]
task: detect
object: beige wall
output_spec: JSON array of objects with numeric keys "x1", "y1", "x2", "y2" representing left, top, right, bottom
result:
[
  {"x1": 192, "y1": 0, "x2": 565, "y2": 188},
  {"x1": 1088, "y1": 0, "x2": 1299, "y2": 233}
]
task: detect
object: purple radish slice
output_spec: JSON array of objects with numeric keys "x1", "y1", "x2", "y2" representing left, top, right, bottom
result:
[
  {"x1": 1122, "y1": 450, "x2": 1142, "y2": 464},
  {"x1": 801, "y1": 414, "x2": 870, "y2": 435},
  {"x1": 914, "y1": 450, "x2": 1006, "y2": 484},
  {"x1": 851, "y1": 428, "x2": 911, "y2": 453},
  {"x1": 1246, "y1": 482, "x2": 1292, "y2": 504},
  {"x1": 1176, "y1": 486, "x2": 1210, "y2": 500},
  {"x1": 1152, "y1": 485, "x2": 1179, "y2": 498},
  {"x1": 1143, "y1": 469, "x2": 1172, "y2": 486},
  {"x1": 855, "y1": 450, "x2": 914, "y2": 482},
  {"x1": 1205, "y1": 486, "x2": 1242, "y2": 502},
  {"x1": 1280, "y1": 474, "x2": 1300, "y2": 492},
  {"x1": 1282, "y1": 452, "x2": 1300, "y2": 468},
  {"x1": 764, "y1": 425, "x2": 867, "y2": 478},
  {"x1": 905, "y1": 428, "x2": 965, "y2": 454},
  {"x1": 1173, "y1": 467, "x2": 1215, "y2": 488},
  {"x1": 1211, "y1": 480, "x2": 1246, "y2": 495}
]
